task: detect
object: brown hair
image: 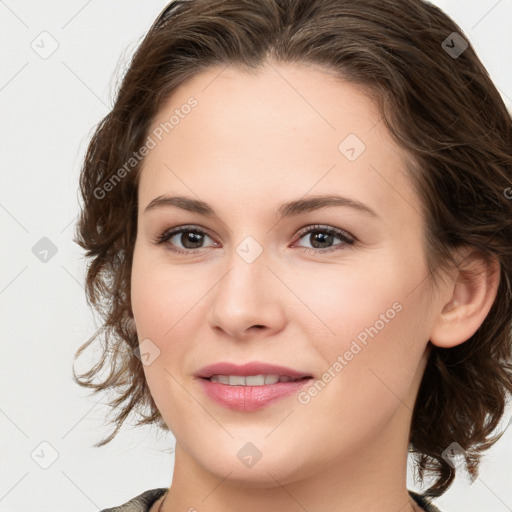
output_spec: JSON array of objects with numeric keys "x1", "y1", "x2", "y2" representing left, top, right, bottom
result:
[{"x1": 73, "y1": 0, "x2": 512, "y2": 497}]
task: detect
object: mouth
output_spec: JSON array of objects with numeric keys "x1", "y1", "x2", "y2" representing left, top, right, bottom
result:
[
  {"x1": 204, "y1": 374, "x2": 312, "y2": 385},
  {"x1": 195, "y1": 361, "x2": 314, "y2": 411}
]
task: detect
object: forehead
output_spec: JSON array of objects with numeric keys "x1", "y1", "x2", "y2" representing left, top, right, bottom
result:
[{"x1": 138, "y1": 62, "x2": 420, "y2": 225}]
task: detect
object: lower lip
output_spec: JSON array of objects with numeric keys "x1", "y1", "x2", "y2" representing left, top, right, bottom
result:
[{"x1": 198, "y1": 377, "x2": 313, "y2": 411}]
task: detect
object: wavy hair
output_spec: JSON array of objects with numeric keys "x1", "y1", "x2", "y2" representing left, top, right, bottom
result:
[{"x1": 73, "y1": 0, "x2": 512, "y2": 497}]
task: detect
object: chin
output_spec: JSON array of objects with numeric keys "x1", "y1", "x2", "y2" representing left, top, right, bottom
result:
[{"x1": 190, "y1": 438, "x2": 312, "y2": 489}]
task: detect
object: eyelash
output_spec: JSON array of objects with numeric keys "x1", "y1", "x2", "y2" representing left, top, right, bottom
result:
[{"x1": 152, "y1": 224, "x2": 355, "y2": 255}]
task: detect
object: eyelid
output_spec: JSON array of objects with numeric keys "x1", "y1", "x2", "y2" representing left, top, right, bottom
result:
[
  {"x1": 293, "y1": 224, "x2": 355, "y2": 244},
  {"x1": 291, "y1": 224, "x2": 355, "y2": 254},
  {"x1": 152, "y1": 224, "x2": 219, "y2": 248}
]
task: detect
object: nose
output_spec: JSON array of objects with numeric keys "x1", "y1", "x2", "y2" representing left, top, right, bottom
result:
[{"x1": 206, "y1": 248, "x2": 287, "y2": 341}]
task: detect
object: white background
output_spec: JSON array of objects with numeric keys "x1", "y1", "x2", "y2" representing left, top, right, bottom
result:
[{"x1": 1, "y1": 1, "x2": 511, "y2": 511}]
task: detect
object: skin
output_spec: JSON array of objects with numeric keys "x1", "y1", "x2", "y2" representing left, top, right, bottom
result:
[{"x1": 130, "y1": 61, "x2": 500, "y2": 512}]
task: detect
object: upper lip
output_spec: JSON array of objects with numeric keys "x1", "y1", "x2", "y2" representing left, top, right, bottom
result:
[{"x1": 195, "y1": 361, "x2": 312, "y2": 379}]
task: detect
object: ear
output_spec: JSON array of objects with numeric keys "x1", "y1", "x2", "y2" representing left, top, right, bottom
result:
[{"x1": 429, "y1": 247, "x2": 501, "y2": 348}]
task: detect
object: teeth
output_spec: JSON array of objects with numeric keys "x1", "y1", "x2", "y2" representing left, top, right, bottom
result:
[
  {"x1": 209, "y1": 374, "x2": 300, "y2": 386},
  {"x1": 246, "y1": 375, "x2": 272, "y2": 385}
]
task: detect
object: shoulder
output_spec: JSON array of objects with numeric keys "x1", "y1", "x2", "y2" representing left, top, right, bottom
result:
[
  {"x1": 101, "y1": 488, "x2": 440, "y2": 512},
  {"x1": 99, "y1": 488, "x2": 168, "y2": 512},
  {"x1": 409, "y1": 490, "x2": 444, "y2": 512}
]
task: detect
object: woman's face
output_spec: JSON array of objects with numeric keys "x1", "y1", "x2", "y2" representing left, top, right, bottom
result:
[{"x1": 131, "y1": 61, "x2": 444, "y2": 486}]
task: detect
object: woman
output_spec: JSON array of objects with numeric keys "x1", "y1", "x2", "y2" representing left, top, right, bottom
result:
[{"x1": 73, "y1": 0, "x2": 512, "y2": 511}]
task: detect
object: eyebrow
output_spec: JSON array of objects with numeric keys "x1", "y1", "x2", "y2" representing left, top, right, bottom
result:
[{"x1": 143, "y1": 194, "x2": 379, "y2": 219}]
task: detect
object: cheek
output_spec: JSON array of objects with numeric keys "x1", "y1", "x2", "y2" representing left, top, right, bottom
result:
[
  {"x1": 296, "y1": 247, "x2": 423, "y2": 347},
  {"x1": 130, "y1": 246, "x2": 207, "y2": 400},
  {"x1": 130, "y1": 245, "x2": 202, "y2": 337},
  {"x1": 293, "y1": 296, "x2": 429, "y2": 462},
  {"x1": 298, "y1": 248, "x2": 430, "y2": 409}
]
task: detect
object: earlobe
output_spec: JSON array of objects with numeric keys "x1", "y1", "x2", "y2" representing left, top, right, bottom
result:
[{"x1": 429, "y1": 248, "x2": 500, "y2": 349}]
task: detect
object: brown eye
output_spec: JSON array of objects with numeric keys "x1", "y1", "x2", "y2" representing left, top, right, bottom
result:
[
  {"x1": 294, "y1": 225, "x2": 355, "y2": 254},
  {"x1": 153, "y1": 225, "x2": 218, "y2": 254}
]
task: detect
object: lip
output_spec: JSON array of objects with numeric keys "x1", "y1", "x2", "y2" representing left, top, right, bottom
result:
[
  {"x1": 194, "y1": 361, "x2": 311, "y2": 379},
  {"x1": 194, "y1": 361, "x2": 313, "y2": 412}
]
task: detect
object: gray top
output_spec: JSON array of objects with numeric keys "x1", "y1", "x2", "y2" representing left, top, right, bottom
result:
[{"x1": 99, "y1": 488, "x2": 443, "y2": 512}]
